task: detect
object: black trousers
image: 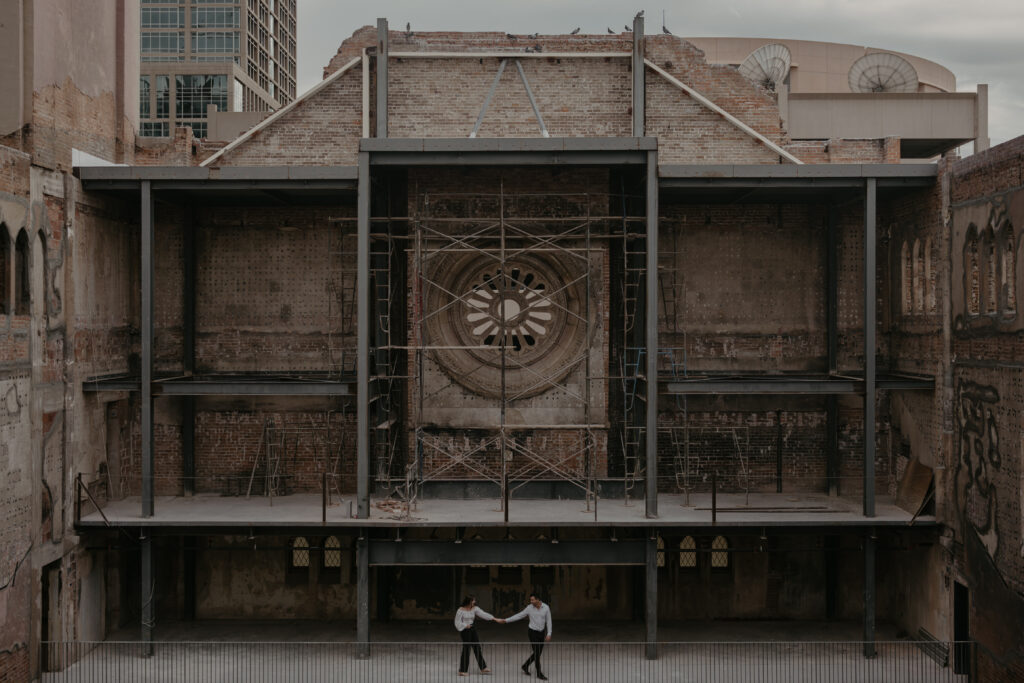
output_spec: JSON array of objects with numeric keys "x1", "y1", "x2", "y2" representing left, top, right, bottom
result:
[
  {"x1": 524, "y1": 628, "x2": 546, "y2": 674},
  {"x1": 459, "y1": 627, "x2": 487, "y2": 673}
]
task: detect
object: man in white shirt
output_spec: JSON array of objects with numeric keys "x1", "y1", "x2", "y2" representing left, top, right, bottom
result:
[{"x1": 504, "y1": 593, "x2": 553, "y2": 680}]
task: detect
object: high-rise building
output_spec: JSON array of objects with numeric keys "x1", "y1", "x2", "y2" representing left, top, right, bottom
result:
[{"x1": 138, "y1": 0, "x2": 297, "y2": 138}]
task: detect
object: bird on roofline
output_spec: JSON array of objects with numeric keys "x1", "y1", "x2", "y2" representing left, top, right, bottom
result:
[
  {"x1": 404, "y1": 22, "x2": 413, "y2": 39},
  {"x1": 571, "y1": 27, "x2": 580, "y2": 34}
]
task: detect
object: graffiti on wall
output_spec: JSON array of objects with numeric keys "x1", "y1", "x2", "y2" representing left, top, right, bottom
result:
[{"x1": 955, "y1": 379, "x2": 1002, "y2": 559}]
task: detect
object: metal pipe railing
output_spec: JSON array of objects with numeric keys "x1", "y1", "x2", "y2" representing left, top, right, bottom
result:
[{"x1": 38, "y1": 640, "x2": 976, "y2": 683}]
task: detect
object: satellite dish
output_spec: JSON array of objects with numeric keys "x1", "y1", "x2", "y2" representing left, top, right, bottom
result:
[
  {"x1": 848, "y1": 53, "x2": 919, "y2": 93},
  {"x1": 738, "y1": 43, "x2": 791, "y2": 91}
]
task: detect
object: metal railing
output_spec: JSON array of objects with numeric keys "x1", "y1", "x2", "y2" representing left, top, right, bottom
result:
[{"x1": 40, "y1": 640, "x2": 973, "y2": 682}]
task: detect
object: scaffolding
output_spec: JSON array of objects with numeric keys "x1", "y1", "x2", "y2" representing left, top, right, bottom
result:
[{"x1": 369, "y1": 178, "x2": 647, "y2": 518}]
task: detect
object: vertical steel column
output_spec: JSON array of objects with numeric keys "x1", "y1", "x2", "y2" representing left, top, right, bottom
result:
[
  {"x1": 863, "y1": 179, "x2": 876, "y2": 517},
  {"x1": 357, "y1": 153, "x2": 371, "y2": 519},
  {"x1": 357, "y1": 533, "x2": 370, "y2": 657},
  {"x1": 645, "y1": 150, "x2": 659, "y2": 518},
  {"x1": 826, "y1": 205, "x2": 839, "y2": 496},
  {"x1": 645, "y1": 532, "x2": 658, "y2": 659},
  {"x1": 182, "y1": 206, "x2": 195, "y2": 496},
  {"x1": 375, "y1": 18, "x2": 388, "y2": 138},
  {"x1": 141, "y1": 181, "x2": 154, "y2": 518},
  {"x1": 631, "y1": 13, "x2": 644, "y2": 136},
  {"x1": 863, "y1": 528, "x2": 876, "y2": 657},
  {"x1": 141, "y1": 530, "x2": 153, "y2": 654}
]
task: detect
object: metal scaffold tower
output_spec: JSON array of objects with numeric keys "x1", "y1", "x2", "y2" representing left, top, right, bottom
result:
[{"x1": 365, "y1": 178, "x2": 645, "y2": 519}]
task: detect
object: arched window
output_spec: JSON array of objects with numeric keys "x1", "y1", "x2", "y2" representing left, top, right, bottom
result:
[
  {"x1": 14, "y1": 229, "x2": 29, "y2": 315},
  {"x1": 901, "y1": 241, "x2": 912, "y2": 315},
  {"x1": 0, "y1": 224, "x2": 9, "y2": 314},
  {"x1": 291, "y1": 536, "x2": 309, "y2": 568},
  {"x1": 679, "y1": 536, "x2": 697, "y2": 569},
  {"x1": 656, "y1": 535, "x2": 665, "y2": 568},
  {"x1": 710, "y1": 535, "x2": 730, "y2": 569},
  {"x1": 966, "y1": 229, "x2": 980, "y2": 316},
  {"x1": 986, "y1": 234, "x2": 998, "y2": 315},
  {"x1": 1003, "y1": 226, "x2": 1016, "y2": 315},
  {"x1": 323, "y1": 535, "x2": 341, "y2": 568},
  {"x1": 924, "y1": 237, "x2": 936, "y2": 313},
  {"x1": 913, "y1": 238, "x2": 924, "y2": 313}
]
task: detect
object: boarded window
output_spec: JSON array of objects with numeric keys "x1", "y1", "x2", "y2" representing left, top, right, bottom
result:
[
  {"x1": 14, "y1": 229, "x2": 29, "y2": 315},
  {"x1": 1004, "y1": 227, "x2": 1017, "y2": 315},
  {"x1": 323, "y1": 535, "x2": 341, "y2": 568},
  {"x1": 711, "y1": 535, "x2": 729, "y2": 569},
  {"x1": 966, "y1": 230, "x2": 980, "y2": 316},
  {"x1": 291, "y1": 536, "x2": 309, "y2": 568},
  {"x1": 901, "y1": 241, "x2": 912, "y2": 315},
  {"x1": 656, "y1": 536, "x2": 665, "y2": 568},
  {"x1": 0, "y1": 224, "x2": 8, "y2": 314},
  {"x1": 679, "y1": 536, "x2": 697, "y2": 569}
]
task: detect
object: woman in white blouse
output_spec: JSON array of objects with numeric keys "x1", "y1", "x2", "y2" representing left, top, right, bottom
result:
[{"x1": 454, "y1": 595, "x2": 505, "y2": 676}]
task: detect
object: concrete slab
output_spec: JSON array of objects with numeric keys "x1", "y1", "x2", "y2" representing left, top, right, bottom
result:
[
  {"x1": 43, "y1": 622, "x2": 962, "y2": 683},
  {"x1": 79, "y1": 492, "x2": 932, "y2": 529}
]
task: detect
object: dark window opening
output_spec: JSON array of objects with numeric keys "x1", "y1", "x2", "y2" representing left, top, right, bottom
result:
[{"x1": 14, "y1": 229, "x2": 29, "y2": 315}]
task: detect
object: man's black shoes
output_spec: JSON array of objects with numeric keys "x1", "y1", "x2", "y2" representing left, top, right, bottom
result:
[
  {"x1": 537, "y1": 674, "x2": 548, "y2": 681},
  {"x1": 522, "y1": 663, "x2": 531, "y2": 676}
]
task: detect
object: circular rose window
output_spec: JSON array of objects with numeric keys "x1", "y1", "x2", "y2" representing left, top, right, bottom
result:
[{"x1": 424, "y1": 252, "x2": 587, "y2": 399}]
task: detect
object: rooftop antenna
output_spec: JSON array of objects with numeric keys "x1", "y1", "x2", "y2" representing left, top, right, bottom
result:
[
  {"x1": 848, "y1": 52, "x2": 919, "y2": 93},
  {"x1": 738, "y1": 43, "x2": 791, "y2": 91}
]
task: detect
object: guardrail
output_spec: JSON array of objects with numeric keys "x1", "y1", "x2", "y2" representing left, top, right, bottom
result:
[{"x1": 40, "y1": 640, "x2": 974, "y2": 682}]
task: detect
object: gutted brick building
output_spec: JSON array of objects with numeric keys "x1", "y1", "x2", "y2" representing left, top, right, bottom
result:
[{"x1": 3, "y1": 9, "x2": 1024, "y2": 682}]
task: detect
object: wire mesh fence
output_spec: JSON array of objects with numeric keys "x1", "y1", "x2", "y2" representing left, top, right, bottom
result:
[{"x1": 41, "y1": 640, "x2": 971, "y2": 682}]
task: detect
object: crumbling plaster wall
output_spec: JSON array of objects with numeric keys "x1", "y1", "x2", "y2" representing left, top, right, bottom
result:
[{"x1": 945, "y1": 136, "x2": 1024, "y2": 681}]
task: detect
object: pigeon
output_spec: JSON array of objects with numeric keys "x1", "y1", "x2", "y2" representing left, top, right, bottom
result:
[
  {"x1": 663, "y1": 25, "x2": 672, "y2": 35},
  {"x1": 533, "y1": 44, "x2": 543, "y2": 52},
  {"x1": 506, "y1": 33, "x2": 517, "y2": 40},
  {"x1": 404, "y1": 22, "x2": 413, "y2": 38},
  {"x1": 624, "y1": 25, "x2": 632, "y2": 32},
  {"x1": 570, "y1": 27, "x2": 580, "y2": 34},
  {"x1": 607, "y1": 27, "x2": 615, "y2": 34},
  {"x1": 527, "y1": 33, "x2": 538, "y2": 39}
]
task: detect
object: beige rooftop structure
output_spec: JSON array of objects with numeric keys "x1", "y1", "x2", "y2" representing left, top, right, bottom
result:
[{"x1": 687, "y1": 37, "x2": 986, "y2": 157}]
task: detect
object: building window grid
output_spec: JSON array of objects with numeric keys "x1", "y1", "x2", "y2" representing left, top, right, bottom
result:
[
  {"x1": 192, "y1": 31, "x2": 240, "y2": 54},
  {"x1": 156, "y1": 75, "x2": 170, "y2": 119},
  {"x1": 192, "y1": 7, "x2": 239, "y2": 28},
  {"x1": 175, "y1": 74, "x2": 228, "y2": 118},
  {"x1": 0, "y1": 225, "x2": 8, "y2": 315},
  {"x1": 711, "y1": 536, "x2": 730, "y2": 569},
  {"x1": 139, "y1": 76, "x2": 152, "y2": 118},
  {"x1": 140, "y1": 122, "x2": 170, "y2": 137},
  {"x1": 141, "y1": 6, "x2": 184, "y2": 28},
  {"x1": 142, "y1": 31, "x2": 185, "y2": 54}
]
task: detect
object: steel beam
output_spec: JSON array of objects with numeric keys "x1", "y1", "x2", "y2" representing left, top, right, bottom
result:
[
  {"x1": 864, "y1": 179, "x2": 876, "y2": 518},
  {"x1": 141, "y1": 530, "x2": 153, "y2": 653},
  {"x1": 357, "y1": 533, "x2": 369, "y2": 657},
  {"x1": 645, "y1": 150, "x2": 658, "y2": 518},
  {"x1": 360, "y1": 137, "x2": 657, "y2": 153},
  {"x1": 154, "y1": 380, "x2": 352, "y2": 396},
  {"x1": 369, "y1": 151, "x2": 647, "y2": 166},
  {"x1": 183, "y1": 205, "x2": 195, "y2": 496},
  {"x1": 826, "y1": 395, "x2": 839, "y2": 496},
  {"x1": 664, "y1": 378, "x2": 859, "y2": 394},
  {"x1": 657, "y1": 163, "x2": 938, "y2": 180},
  {"x1": 827, "y1": 205, "x2": 838, "y2": 373},
  {"x1": 357, "y1": 152, "x2": 371, "y2": 519},
  {"x1": 141, "y1": 181, "x2": 154, "y2": 518},
  {"x1": 645, "y1": 534, "x2": 658, "y2": 659},
  {"x1": 368, "y1": 540, "x2": 645, "y2": 565},
  {"x1": 863, "y1": 528, "x2": 876, "y2": 657},
  {"x1": 376, "y1": 18, "x2": 388, "y2": 138},
  {"x1": 632, "y1": 13, "x2": 644, "y2": 137}
]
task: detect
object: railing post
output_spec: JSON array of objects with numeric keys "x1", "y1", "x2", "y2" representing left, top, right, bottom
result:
[{"x1": 322, "y1": 472, "x2": 327, "y2": 525}]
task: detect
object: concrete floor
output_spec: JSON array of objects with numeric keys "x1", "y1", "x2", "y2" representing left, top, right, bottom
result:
[
  {"x1": 80, "y1": 492, "x2": 930, "y2": 528},
  {"x1": 44, "y1": 622, "x2": 963, "y2": 682}
]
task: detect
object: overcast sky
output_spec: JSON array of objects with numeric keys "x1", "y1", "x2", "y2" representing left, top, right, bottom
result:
[{"x1": 296, "y1": 0, "x2": 1023, "y2": 152}]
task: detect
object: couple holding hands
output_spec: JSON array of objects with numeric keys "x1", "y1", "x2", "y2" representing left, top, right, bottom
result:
[{"x1": 454, "y1": 593, "x2": 553, "y2": 679}]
